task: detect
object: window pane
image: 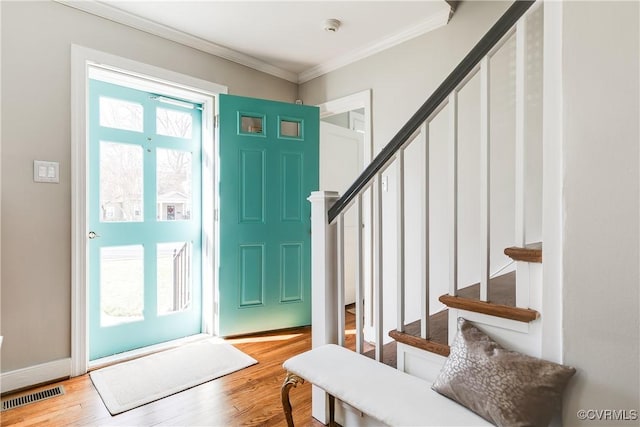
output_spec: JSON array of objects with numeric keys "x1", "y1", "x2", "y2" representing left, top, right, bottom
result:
[
  {"x1": 240, "y1": 115, "x2": 264, "y2": 135},
  {"x1": 99, "y1": 97, "x2": 143, "y2": 132},
  {"x1": 280, "y1": 119, "x2": 301, "y2": 138},
  {"x1": 156, "y1": 107, "x2": 193, "y2": 139},
  {"x1": 100, "y1": 142, "x2": 143, "y2": 222},
  {"x1": 157, "y1": 148, "x2": 192, "y2": 221},
  {"x1": 157, "y1": 242, "x2": 192, "y2": 315},
  {"x1": 101, "y1": 245, "x2": 144, "y2": 326}
]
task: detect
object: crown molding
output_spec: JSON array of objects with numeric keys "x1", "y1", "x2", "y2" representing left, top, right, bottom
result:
[
  {"x1": 55, "y1": 0, "x2": 299, "y2": 83},
  {"x1": 56, "y1": 1, "x2": 452, "y2": 86},
  {"x1": 297, "y1": 7, "x2": 452, "y2": 84}
]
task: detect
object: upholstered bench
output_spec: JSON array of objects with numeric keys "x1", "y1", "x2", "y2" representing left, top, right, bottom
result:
[{"x1": 281, "y1": 344, "x2": 491, "y2": 427}]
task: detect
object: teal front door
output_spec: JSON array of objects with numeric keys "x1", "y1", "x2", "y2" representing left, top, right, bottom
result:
[
  {"x1": 218, "y1": 94, "x2": 319, "y2": 336},
  {"x1": 88, "y1": 79, "x2": 202, "y2": 360}
]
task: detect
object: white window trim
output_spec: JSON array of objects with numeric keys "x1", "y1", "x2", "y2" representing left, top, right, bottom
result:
[{"x1": 71, "y1": 45, "x2": 227, "y2": 376}]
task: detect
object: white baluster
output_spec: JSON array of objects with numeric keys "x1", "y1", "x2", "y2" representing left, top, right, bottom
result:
[
  {"x1": 337, "y1": 213, "x2": 345, "y2": 346},
  {"x1": 448, "y1": 92, "x2": 459, "y2": 296},
  {"x1": 374, "y1": 173, "x2": 384, "y2": 362},
  {"x1": 515, "y1": 19, "x2": 530, "y2": 309},
  {"x1": 480, "y1": 55, "x2": 491, "y2": 302},
  {"x1": 397, "y1": 148, "x2": 406, "y2": 333},
  {"x1": 515, "y1": 19, "x2": 527, "y2": 249},
  {"x1": 355, "y1": 194, "x2": 364, "y2": 354},
  {"x1": 421, "y1": 122, "x2": 430, "y2": 339}
]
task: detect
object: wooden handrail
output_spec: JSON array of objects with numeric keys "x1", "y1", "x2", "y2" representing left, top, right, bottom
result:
[{"x1": 327, "y1": 0, "x2": 536, "y2": 224}]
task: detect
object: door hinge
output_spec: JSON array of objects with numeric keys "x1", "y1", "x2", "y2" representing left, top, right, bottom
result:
[
  {"x1": 214, "y1": 114, "x2": 219, "y2": 129},
  {"x1": 214, "y1": 208, "x2": 219, "y2": 221}
]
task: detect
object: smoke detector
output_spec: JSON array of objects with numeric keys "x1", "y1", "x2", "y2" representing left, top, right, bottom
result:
[{"x1": 323, "y1": 18, "x2": 341, "y2": 33}]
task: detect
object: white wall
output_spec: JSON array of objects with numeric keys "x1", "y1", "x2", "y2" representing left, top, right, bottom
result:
[
  {"x1": 561, "y1": 1, "x2": 640, "y2": 425},
  {"x1": 0, "y1": 0, "x2": 296, "y2": 373}
]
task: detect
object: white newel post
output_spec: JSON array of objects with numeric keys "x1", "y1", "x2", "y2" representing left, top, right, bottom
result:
[{"x1": 308, "y1": 190, "x2": 340, "y2": 424}]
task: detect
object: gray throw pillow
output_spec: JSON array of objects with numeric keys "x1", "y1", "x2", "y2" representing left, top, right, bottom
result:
[{"x1": 432, "y1": 317, "x2": 576, "y2": 427}]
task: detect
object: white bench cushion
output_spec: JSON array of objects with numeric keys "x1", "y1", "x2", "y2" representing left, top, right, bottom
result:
[{"x1": 283, "y1": 344, "x2": 491, "y2": 426}]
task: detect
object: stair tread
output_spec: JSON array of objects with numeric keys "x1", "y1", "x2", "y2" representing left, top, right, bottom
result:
[
  {"x1": 389, "y1": 310, "x2": 450, "y2": 357},
  {"x1": 438, "y1": 271, "x2": 539, "y2": 322},
  {"x1": 389, "y1": 272, "x2": 520, "y2": 355},
  {"x1": 440, "y1": 294, "x2": 539, "y2": 322},
  {"x1": 504, "y1": 242, "x2": 542, "y2": 263}
]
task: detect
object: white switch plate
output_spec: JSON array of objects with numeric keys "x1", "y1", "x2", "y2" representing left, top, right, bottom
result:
[{"x1": 34, "y1": 160, "x2": 60, "y2": 183}]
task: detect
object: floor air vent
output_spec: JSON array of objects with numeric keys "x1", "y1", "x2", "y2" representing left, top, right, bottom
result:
[{"x1": 1, "y1": 385, "x2": 65, "y2": 411}]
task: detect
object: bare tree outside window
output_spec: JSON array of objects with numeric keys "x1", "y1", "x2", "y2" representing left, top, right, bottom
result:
[
  {"x1": 98, "y1": 100, "x2": 194, "y2": 222},
  {"x1": 100, "y1": 141, "x2": 143, "y2": 222},
  {"x1": 156, "y1": 107, "x2": 194, "y2": 220},
  {"x1": 156, "y1": 107, "x2": 193, "y2": 139},
  {"x1": 157, "y1": 148, "x2": 192, "y2": 220},
  {"x1": 99, "y1": 97, "x2": 143, "y2": 132}
]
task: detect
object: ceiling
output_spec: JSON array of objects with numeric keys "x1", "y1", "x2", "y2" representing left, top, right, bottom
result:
[{"x1": 60, "y1": 1, "x2": 455, "y2": 83}]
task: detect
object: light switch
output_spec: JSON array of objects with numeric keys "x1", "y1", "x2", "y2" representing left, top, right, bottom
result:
[{"x1": 34, "y1": 160, "x2": 60, "y2": 183}]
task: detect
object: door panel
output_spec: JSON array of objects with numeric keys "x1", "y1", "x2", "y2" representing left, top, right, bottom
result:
[
  {"x1": 218, "y1": 94, "x2": 319, "y2": 336},
  {"x1": 281, "y1": 243, "x2": 303, "y2": 302},
  {"x1": 239, "y1": 244, "x2": 265, "y2": 307},
  {"x1": 239, "y1": 149, "x2": 266, "y2": 223},
  {"x1": 89, "y1": 80, "x2": 202, "y2": 360}
]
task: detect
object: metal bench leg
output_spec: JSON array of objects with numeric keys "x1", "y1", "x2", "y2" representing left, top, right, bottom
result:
[{"x1": 281, "y1": 372, "x2": 304, "y2": 427}]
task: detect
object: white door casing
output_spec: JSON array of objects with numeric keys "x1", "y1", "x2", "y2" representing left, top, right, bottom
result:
[
  {"x1": 320, "y1": 121, "x2": 364, "y2": 304},
  {"x1": 70, "y1": 45, "x2": 226, "y2": 376}
]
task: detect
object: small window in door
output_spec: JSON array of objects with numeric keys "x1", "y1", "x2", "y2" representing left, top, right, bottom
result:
[
  {"x1": 238, "y1": 113, "x2": 265, "y2": 136},
  {"x1": 279, "y1": 116, "x2": 303, "y2": 140}
]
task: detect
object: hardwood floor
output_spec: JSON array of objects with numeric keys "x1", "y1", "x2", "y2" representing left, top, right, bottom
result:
[
  {"x1": 1, "y1": 274, "x2": 518, "y2": 427},
  {"x1": 1, "y1": 327, "x2": 324, "y2": 427},
  {"x1": 1, "y1": 307, "x2": 382, "y2": 427}
]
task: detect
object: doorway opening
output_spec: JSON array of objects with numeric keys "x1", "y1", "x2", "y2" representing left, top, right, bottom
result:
[
  {"x1": 71, "y1": 45, "x2": 227, "y2": 375},
  {"x1": 317, "y1": 90, "x2": 374, "y2": 340}
]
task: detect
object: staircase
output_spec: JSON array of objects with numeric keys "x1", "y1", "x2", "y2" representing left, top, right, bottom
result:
[{"x1": 309, "y1": 1, "x2": 548, "y2": 425}]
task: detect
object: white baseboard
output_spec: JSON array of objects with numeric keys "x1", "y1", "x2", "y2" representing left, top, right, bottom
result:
[{"x1": 1, "y1": 358, "x2": 71, "y2": 393}]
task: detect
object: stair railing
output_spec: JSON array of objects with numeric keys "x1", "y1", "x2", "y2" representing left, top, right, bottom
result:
[{"x1": 309, "y1": 0, "x2": 537, "y2": 381}]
